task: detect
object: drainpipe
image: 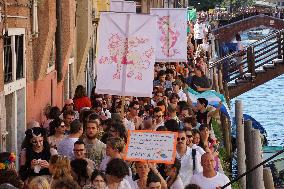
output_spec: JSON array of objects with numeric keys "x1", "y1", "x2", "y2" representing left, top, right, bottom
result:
[
  {"x1": 32, "y1": 0, "x2": 38, "y2": 38},
  {"x1": 55, "y1": 0, "x2": 63, "y2": 82}
]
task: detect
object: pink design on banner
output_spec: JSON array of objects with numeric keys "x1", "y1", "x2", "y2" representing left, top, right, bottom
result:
[
  {"x1": 157, "y1": 16, "x2": 180, "y2": 57},
  {"x1": 99, "y1": 33, "x2": 154, "y2": 80}
]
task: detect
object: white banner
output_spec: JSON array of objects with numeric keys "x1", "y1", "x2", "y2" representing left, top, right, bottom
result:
[
  {"x1": 110, "y1": 0, "x2": 136, "y2": 13},
  {"x1": 150, "y1": 8, "x2": 187, "y2": 62},
  {"x1": 96, "y1": 13, "x2": 157, "y2": 97}
]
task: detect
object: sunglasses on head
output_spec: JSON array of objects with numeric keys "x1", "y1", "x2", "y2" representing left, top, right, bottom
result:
[{"x1": 177, "y1": 137, "x2": 186, "y2": 142}]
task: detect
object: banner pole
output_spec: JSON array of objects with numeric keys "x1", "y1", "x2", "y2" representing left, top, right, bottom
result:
[{"x1": 121, "y1": 96, "x2": 126, "y2": 118}]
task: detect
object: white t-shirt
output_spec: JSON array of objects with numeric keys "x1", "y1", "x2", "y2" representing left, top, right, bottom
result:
[
  {"x1": 106, "y1": 178, "x2": 132, "y2": 189},
  {"x1": 190, "y1": 172, "x2": 231, "y2": 189},
  {"x1": 176, "y1": 146, "x2": 203, "y2": 186},
  {"x1": 130, "y1": 180, "x2": 139, "y2": 189},
  {"x1": 166, "y1": 176, "x2": 184, "y2": 189}
]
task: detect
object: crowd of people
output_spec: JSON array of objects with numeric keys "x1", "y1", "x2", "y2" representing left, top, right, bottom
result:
[{"x1": 0, "y1": 12, "x2": 232, "y2": 189}]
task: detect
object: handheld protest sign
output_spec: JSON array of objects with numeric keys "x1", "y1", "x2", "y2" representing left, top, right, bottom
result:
[{"x1": 124, "y1": 130, "x2": 177, "y2": 164}]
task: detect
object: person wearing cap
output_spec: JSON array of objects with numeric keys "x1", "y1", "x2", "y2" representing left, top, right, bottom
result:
[
  {"x1": 57, "y1": 119, "x2": 83, "y2": 160},
  {"x1": 172, "y1": 80, "x2": 187, "y2": 102}
]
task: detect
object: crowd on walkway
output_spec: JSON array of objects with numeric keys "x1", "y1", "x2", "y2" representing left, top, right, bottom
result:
[{"x1": 0, "y1": 13, "x2": 232, "y2": 189}]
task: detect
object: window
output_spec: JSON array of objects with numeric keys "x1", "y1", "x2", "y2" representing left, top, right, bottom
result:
[
  {"x1": 4, "y1": 34, "x2": 24, "y2": 84},
  {"x1": 4, "y1": 36, "x2": 12, "y2": 83},
  {"x1": 15, "y1": 35, "x2": 24, "y2": 79}
]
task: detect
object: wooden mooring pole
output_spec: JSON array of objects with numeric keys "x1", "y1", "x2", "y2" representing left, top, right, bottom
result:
[
  {"x1": 251, "y1": 129, "x2": 265, "y2": 189},
  {"x1": 244, "y1": 120, "x2": 253, "y2": 188},
  {"x1": 263, "y1": 167, "x2": 275, "y2": 189},
  {"x1": 235, "y1": 100, "x2": 246, "y2": 189},
  {"x1": 220, "y1": 113, "x2": 232, "y2": 158}
]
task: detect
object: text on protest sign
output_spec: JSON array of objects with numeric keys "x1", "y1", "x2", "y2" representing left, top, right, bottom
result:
[{"x1": 125, "y1": 130, "x2": 177, "y2": 164}]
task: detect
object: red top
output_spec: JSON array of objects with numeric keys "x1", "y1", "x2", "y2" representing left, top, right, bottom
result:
[{"x1": 73, "y1": 96, "x2": 92, "y2": 112}]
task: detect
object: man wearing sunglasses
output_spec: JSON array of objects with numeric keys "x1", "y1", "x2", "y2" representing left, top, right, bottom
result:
[{"x1": 176, "y1": 130, "x2": 203, "y2": 186}]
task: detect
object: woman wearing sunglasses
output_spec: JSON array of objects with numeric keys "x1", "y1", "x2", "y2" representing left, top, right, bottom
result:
[{"x1": 48, "y1": 118, "x2": 66, "y2": 151}]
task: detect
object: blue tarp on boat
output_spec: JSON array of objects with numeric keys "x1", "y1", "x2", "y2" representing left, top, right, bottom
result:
[{"x1": 232, "y1": 113, "x2": 267, "y2": 138}]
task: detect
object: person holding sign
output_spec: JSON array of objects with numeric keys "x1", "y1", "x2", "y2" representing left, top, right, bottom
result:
[{"x1": 131, "y1": 162, "x2": 167, "y2": 189}]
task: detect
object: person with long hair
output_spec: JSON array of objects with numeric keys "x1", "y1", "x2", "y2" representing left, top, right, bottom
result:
[
  {"x1": 164, "y1": 158, "x2": 184, "y2": 189},
  {"x1": 49, "y1": 155, "x2": 73, "y2": 181},
  {"x1": 48, "y1": 118, "x2": 66, "y2": 151},
  {"x1": 19, "y1": 127, "x2": 51, "y2": 182},
  {"x1": 192, "y1": 129, "x2": 201, "y2": 145},
  {"x1": 73, "y1": 85, "x2": 92, "y2": 112},
  {"x1": 132, "y1": 162, "x2": 167, "y2": 189}
]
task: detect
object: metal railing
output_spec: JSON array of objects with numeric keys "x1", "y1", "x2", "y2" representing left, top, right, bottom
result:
[
  {"x1": 209, "y1": 29, "x2": 284, "y2": 83},
  {"x1": 215, "y1": 13, "x2": 283, "y2": 28},
  {"x1": 221, "y1": 149, "x2": 284, "y2": 188}
]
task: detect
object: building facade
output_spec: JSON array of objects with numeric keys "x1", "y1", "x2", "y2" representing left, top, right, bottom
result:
[{"x1": 0, "y1": 0, "x2": 79, "y2": 154}]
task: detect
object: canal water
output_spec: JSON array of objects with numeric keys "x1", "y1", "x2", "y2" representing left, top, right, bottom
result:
[{"x1": 231, "y1": 27, "x2": 284, "y2": 146}]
